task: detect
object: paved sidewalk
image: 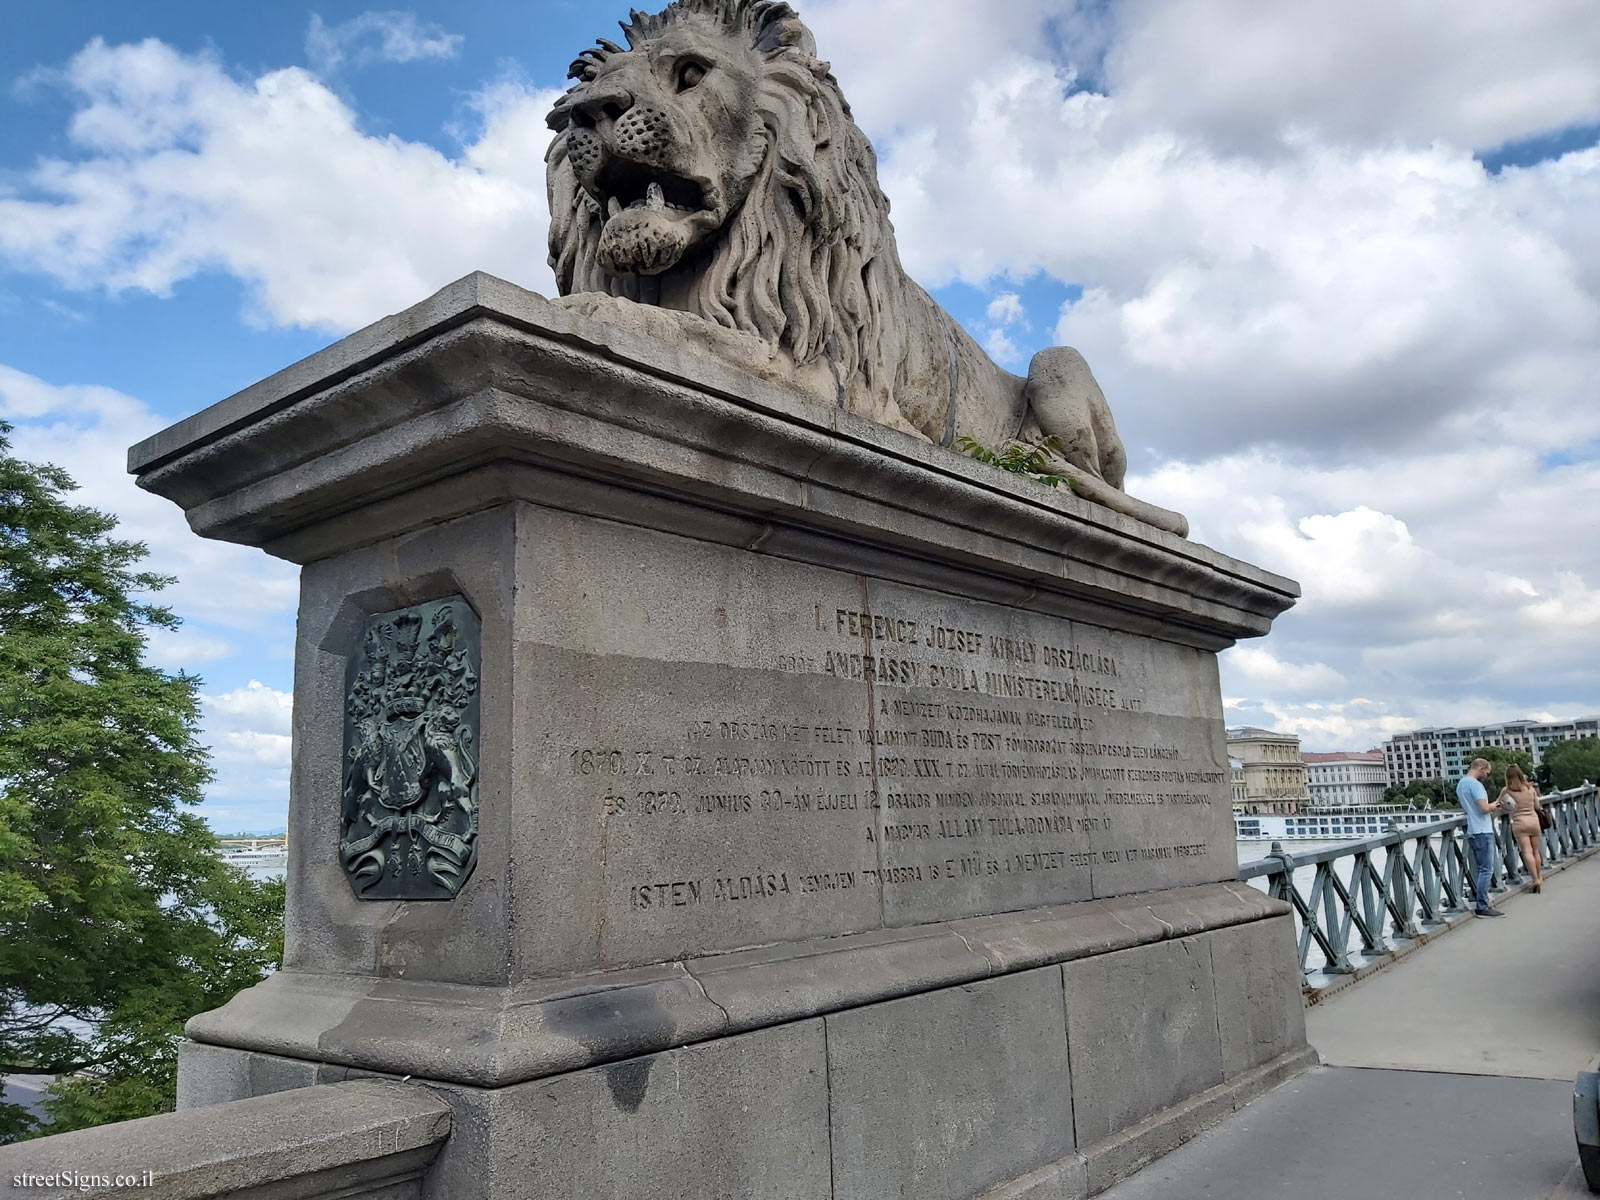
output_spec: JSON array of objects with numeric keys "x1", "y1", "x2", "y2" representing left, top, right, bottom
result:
[
  {"x1": 1099, "y1": 850, "x2": 1600, "y2": 1198},
  {"x1": 1097, "y1": 1067, "x2": 1584, "y2": 1200},
  {"x1": 1307, "y1": 853, "x2": 1600, "y2": 1081}
]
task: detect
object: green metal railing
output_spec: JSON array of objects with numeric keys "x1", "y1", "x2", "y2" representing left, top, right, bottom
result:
[{"x1": 1238, "y1": 784, "x2": 1600, "y2": 980}]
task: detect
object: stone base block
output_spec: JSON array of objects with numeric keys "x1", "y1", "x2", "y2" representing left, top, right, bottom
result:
[{"x1": 181, "y1": 910, "x2": 1313, "y2": 1199}]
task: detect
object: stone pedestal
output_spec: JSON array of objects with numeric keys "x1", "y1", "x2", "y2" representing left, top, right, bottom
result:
[{"x1": 136, "y1": 273, "x2": 1314, "y2": 1199}]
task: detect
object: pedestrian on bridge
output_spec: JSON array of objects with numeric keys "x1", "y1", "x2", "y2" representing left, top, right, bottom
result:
[
  {"x1": 1457, "y1": 758, "x2": 1505, "y2": 917},
  {"x1": 1501, "y1": 764, "x2": 1546, "y2": 893}
]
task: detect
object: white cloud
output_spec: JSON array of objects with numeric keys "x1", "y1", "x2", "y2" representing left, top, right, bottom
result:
[
  {"x1": 795, "y1": 1, "x2": 1600, "y2": 747},
  {"x1": 144, "y1": 627, "x2": 235, "y2": 668},
  {"x1": 985, "y1": 292, "x2": 1027, "y2": 327},
  {"x1": 0, "y1": 364, "x2": 299, "y2": 629},
  {"x1": 1135, "y1": 446, "x2": 1600, "y2": 746},
  {"x1": 983, "y1": 327, "x2": 1023, "y2": 368},
  {"x1": 4, "y1": 13, "x2": 1598, "y2": 766},
  {"x1": 306, "y1": 12, "x2": 463, "y2": 75},
  {"x1": 1223, "y1": 646, "x2": 1346, "y2": 694},
  {"x1": 202, "y1": 681, "x2": 293, "y2": 824},
  {"x1": 799, "y1": 4, "x2": 1600, "y2": 465},
  {"x1": 1222, "y1": 696, "x2": 1424, "y2": 754},
  {"x1": 205, "y1": 679, "x2": 293, "y2": 732},
  {"x1": 1103, "y1": 0, "x2": 1600, "y2": 154},
  {"x1": 0, "y1": 39, "x2": 561, "y2": 334}
]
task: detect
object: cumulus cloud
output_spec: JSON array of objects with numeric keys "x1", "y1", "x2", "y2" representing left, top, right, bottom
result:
[
  {"x1": 201, "y1": 682, "x2": 293, "y2": 829},
  {"x1": 1224, "y1": 647, "x2": 1346, "y2": 694},
  {"x1": 1102, "y1": 0, "x2": 1600, "y2": 154},
  {"x1": 1140, "y1": 444, "x2": 1600, "y2": 748},
  {"x1": 983, "y1": 327, "x2": 1023, "y2": 368},
  {"x1": 306, "y1": 12, "x2": 463, "y2": 75},
  {"x1": 797, "y1": 0, "x2": 1600, "y2": 747},
  {"x1": 0, "y1": 364, "x2": 299, "y2": 629},
  {"x1": 986, "y1": 292, "x2": 1028, "y2": 327},
  {"x1": 4, "y1": 11, "x2": 1598, "y2": 760},
  {"x1": 0, "y1": 39, "x2": 561, "y2": 333},
  {"x1": 204, "y1": 680, "x2": 292, "y2": 763}
]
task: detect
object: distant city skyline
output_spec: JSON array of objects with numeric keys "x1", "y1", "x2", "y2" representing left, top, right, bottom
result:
[
  {"x1": 1383, "y1": 715, "x2": 1600, "y2": 786},
  {"x1": 2, "y1": 1, "x2": 1598, "y2": 829}
]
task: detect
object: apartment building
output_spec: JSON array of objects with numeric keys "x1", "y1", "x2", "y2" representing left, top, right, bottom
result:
[{"x1": 1383, "y1": 716, "x2": 1600, "y2": 786}]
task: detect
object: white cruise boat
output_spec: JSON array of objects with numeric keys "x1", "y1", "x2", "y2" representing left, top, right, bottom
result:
[
  {"x1": 1234, "y1": 806, "x2": 1454, "y2": 842},
  {"x1": 218, "y1": 844, "x2": 288, "y2": 864}
]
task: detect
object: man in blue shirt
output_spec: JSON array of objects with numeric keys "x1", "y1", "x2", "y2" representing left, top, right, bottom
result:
[{"x1": 1458, "y1": 758, "x2": 1505, "y2": 917}]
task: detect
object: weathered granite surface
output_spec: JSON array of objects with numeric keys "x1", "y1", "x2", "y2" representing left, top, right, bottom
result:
[
  {"x1": 132, "y1": 270, "x2": 1307, "y2": 1197},
  {"x1": 181, "y1": 881, "x2": 1286, "y2": 1087},
  {"x1": 174, "y1": 916, "x2": 1314, "y2": 1200},
  {"x1": 0, "y1": 1081, "x2": 448, "y2": 1199}
]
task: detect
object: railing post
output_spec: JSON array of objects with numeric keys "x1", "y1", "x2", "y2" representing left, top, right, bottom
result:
[
  {"x1": 1266, "y1": 839, "x2": 1295, "y2": 903},
  {"x1": 1388, "y1": 828, "x2": 1421, "y2": 938},
  {"x1": 1415, "y1": 831, "x2": 1443, "y2": 925},
  {"x1": 1494, "y1": 812, "x2": 1517, "y2": 889},
  {"x1": 1355, "y1": 849, "x2": 1380, "y2": 956},
  {"x1": 1442, "y1": 827, "x2": 1468, "y2": 911},
  {"x1": 1318, "y1": 860, "x2": 1354, "y2": 974}
]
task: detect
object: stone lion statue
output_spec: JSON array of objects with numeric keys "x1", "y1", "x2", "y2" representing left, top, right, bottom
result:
[{"x1": 545, "y1": 0, "x2": 1188, "y2": 536}]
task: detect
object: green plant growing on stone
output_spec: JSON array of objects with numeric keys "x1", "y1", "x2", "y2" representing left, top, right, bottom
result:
[
  {"x1": 955, "y1": 434, "x2": 1074, "y2": 489},
  {"x1": 0, "y1": 424, "x2": 284, "y2": 1142}
]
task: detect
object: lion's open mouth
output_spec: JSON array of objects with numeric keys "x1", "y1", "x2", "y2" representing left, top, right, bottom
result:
[
  {"x1": 588, "y1": 159, "x2": 716, "y2": 277},
  {"x1": 593, "y1": 161, "x2": 708, "y2": 219}
]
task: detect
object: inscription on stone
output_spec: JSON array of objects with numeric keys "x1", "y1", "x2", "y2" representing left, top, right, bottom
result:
[
  {"x1": 534, "y1": 550, "x2": 1236, "y2": 964},
  {"x1": 341, "y1": 596, "x2": 481, "y2": 900}
]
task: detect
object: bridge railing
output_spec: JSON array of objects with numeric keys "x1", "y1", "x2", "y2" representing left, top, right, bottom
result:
[{"x1": 1239, "y1": 784, "x2": 1600, "y2": 981}]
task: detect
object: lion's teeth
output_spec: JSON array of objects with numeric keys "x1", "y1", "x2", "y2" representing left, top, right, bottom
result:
[
  {"x1": 646, "y1": 182, "x2": 666, "y2": 211},
  {"x1": 607, "y1": 196, "x2": 622, "y2": 219}
]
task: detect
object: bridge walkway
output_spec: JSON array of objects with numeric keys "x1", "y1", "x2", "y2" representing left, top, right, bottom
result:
[{"x1": 1099, "y1": 844, "x2": 1600, "y2": 1199}]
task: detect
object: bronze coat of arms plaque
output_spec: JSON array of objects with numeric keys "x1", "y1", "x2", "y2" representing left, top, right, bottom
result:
[{"x1": 340, "y1": 596, "x2": 481, "y2": 900}]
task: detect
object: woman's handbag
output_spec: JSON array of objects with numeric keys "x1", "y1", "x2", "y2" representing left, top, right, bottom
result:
[{"x1": 1537, "y1": 804, "x2": 1553, "y2": 831}]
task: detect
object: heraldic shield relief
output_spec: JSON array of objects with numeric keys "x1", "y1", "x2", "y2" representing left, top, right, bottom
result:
[{"x1": 341, "y1": 596, "x2": 481, "y2": 900}]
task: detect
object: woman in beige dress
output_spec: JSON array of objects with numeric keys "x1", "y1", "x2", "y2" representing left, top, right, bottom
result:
[{"x1": 1501, "y1": 764, "x2": 1546, "y2": 892}]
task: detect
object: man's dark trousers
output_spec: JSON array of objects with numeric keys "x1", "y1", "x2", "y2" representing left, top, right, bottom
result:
[{"x1": 1468, "y1": 831, "x2": 1495, "y2": 911}]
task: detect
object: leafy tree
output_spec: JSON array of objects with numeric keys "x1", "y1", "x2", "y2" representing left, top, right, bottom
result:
[
  {"x1": 1464, "y1": 745, "x2": 1534, "y2": 800},
  {"x1": 1389, "y1": 778, "x2": 1450, "y2": 809},
  {"x1": 0, "y1": 424, "x2": 284, "y2": 1142},
  {"x1": 1543, "y1": 737, "x2": 1600, "y2": 792}
]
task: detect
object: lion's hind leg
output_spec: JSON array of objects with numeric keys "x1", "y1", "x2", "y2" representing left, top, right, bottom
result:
[
  {"x1": 1022, "y1": 346, "x2": 1125, "y2": 488},
  {"x1": 1024, "y1": 346, "x2": 1188, "y2": 537}
]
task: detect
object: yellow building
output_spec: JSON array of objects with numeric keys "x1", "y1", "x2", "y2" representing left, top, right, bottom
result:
[{"x1": 1226, "y1": 725, "x2": 1310, "y2": 812}]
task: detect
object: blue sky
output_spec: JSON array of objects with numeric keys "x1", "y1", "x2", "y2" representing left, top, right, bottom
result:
[{"x1": 2, "y1": 1, "x2": 1598, "y2": 831}]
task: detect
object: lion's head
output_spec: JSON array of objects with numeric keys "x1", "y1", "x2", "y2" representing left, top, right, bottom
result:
[{"x1": 547, "y1": 0, "x2": 894, "y2": 388}]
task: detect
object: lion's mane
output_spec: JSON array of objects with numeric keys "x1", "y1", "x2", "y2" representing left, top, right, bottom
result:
[{"x1": 547, "y1": 0, "x2": 897, "y2": 400}]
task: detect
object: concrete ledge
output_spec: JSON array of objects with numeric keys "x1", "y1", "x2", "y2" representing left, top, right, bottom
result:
[
  {"x1": 0, "y1": 1081, "x2": 449, "y2": 1199},
  {"x1": 184, "y1": 881, "x2": 1287, "y2": 1089},
  {"x1": 1577, "y1": 1051, "x2": 1600, "y2": 1193}
]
